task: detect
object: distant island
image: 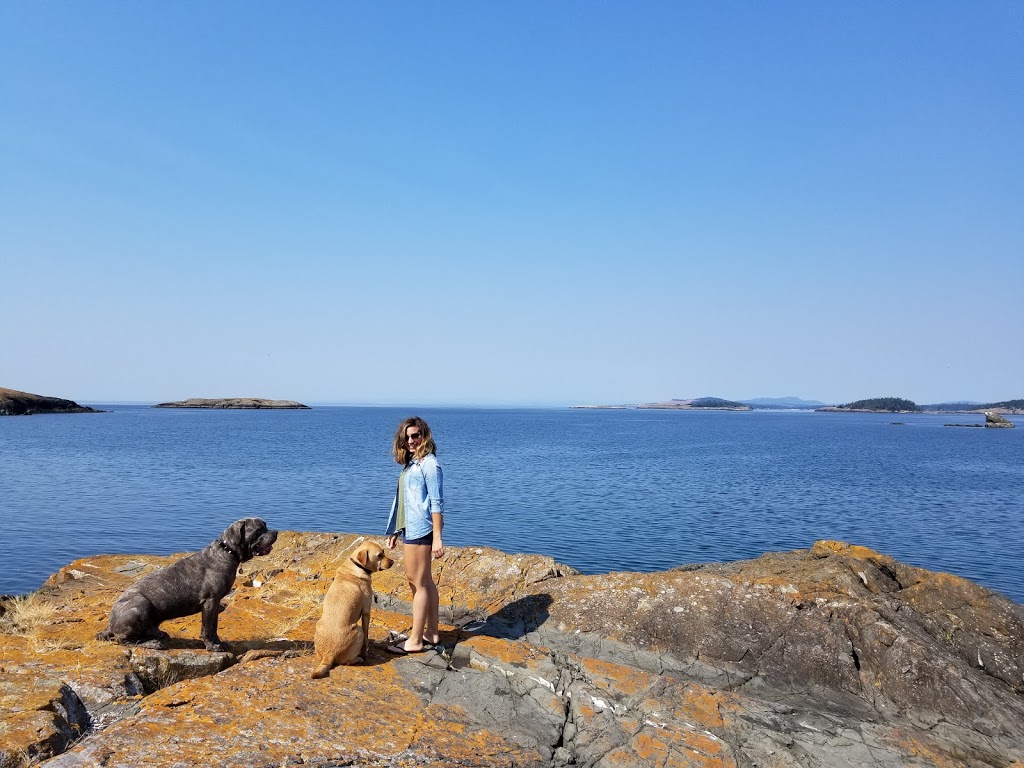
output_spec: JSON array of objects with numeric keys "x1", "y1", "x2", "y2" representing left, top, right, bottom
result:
[
  {"x1": 948, "y1": 399, "x2": 1024, "y2": 414},
  {"x1": 575, "y1": 396, "x2": 753, "y2": 411},
  {"x1": 574, "y1": 395, "x2": 1023, "y2": 416},
  {"x1": 576, "y1": 395, "x2": 831, "y2": 411},
  {"x1": 816, "y1": 397, "x2": 921, "y2": 413},
  {"x1": 0, "y1": 387, "x2": 103, "y2": 416},
  {"x1": 742, "y1": 396, "x2": 827, "y2": 408},
  {"x1": 817, "y1": 397, "x2": 1024, "y2": 415},
  {"x1": 154, "y1": 398, "x2": 310, "y2": 409},
  {"x1": 636, "y1": 397, "x2": 752, "y2": 411}
]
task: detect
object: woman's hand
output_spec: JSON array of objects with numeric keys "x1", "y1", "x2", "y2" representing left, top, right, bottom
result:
[
  {"x1": 432, "y1": 537, "x2": 445, "y2": 559},
  {"x1": 385, "y1": 533, "x2": 399, "y2": 550}
]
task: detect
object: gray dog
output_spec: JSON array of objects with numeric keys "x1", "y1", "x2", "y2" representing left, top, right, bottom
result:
[{"x1": 96, "y1": 517, "x2": 278, "y2": 651}]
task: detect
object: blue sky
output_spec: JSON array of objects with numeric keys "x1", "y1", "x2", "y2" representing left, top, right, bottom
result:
[{"x1": 3, "y1": 2, "x2": 1021, "y2": 406}]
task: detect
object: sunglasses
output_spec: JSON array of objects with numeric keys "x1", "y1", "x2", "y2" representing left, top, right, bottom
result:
[{"x1": 406, "y1": 432, "x2": 422, "y2": 441}]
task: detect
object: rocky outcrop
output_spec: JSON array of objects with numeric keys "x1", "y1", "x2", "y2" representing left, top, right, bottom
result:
[
  {"x1": 985, "y1": 411, "x2": 1015, "y2": 428},
  {"x1": 153, "y1": 398, "x2": 310, "y2": 409},
  {"x1": 1, "y1": 536, "x2": 1022, "y2": 767},
  {"x1": 0, "y1": 387, "x2": 102, "y2": 416}
]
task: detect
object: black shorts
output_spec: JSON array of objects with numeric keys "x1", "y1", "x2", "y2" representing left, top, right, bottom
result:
[{"x1": 403, "y1": 530, "x2": 434, "y2": 546}]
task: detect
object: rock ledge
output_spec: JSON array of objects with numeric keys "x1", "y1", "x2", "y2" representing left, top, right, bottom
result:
[{"x1": 2, "y1": 536, "x2": 1022, "y2": 767}]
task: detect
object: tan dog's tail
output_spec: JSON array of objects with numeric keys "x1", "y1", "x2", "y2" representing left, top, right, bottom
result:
[{"x1": 310, "y1": 662, "x2": 331, "y2": 680}]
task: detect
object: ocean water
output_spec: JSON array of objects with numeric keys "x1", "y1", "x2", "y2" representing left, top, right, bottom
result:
[{"x1": 1, "y1": 405, "x2": 1022, "y2": 604}]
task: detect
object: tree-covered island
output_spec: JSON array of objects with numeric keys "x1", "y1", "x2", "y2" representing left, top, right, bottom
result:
[
  {"x1": 817, "y1": 397, "x2": 1023, "y2": 414},
  {"x1": 817, "y1": 397, "x2": 921, "y2": 413}
]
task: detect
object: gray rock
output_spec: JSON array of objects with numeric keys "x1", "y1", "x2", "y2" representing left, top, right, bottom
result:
[
  {"x1": 10, "y1": 538, "x2": 1024, "y2": 768},
  {"x1": 0, "y1": 387, "x2": 101, "y2": 416},
  {"x1": 985, "y1": 411, "x2": 1015, "y2": 428}
]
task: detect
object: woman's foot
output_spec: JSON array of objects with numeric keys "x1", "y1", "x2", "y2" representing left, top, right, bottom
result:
[
  {"x1": 388, "y1": 630, "x2": 441, "y2": 648},
  {"x1": 385, "y1": 639, "x2": 435, "y2": 655}
]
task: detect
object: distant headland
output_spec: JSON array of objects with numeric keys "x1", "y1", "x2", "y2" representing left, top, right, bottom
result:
[
  {"x1": 0, "y1": 387, "x2": 103, "y2": 416},
  {"x1": 153, "y1": 398, "x2": 310, "y2": 409}
]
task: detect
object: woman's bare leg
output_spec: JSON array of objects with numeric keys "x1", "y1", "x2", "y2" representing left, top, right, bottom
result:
[{"x1": 402, "y1": 543, "x2": 439, "y2": 650}]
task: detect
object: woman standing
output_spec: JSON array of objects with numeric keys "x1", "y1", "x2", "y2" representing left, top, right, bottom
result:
[{"x1": 384, "y1": 416, "x2": 444, "y2": 654}]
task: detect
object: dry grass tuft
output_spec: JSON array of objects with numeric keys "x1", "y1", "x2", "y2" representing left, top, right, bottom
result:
[
  {"x1": 269, "y1": 592, "x2": 324, "y2": 638},
  {"x1": 28, "y1": 634, "x2": 76, "y2": 654},
  {"x1": 242, "y1": 578, "x2": 324, "y2": 638},
  {"x1": 0, "y1": 594, "x2": 58, "y2": 636}
]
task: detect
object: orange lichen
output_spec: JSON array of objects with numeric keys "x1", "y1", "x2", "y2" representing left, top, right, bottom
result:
[
  {"x1": 3, "y1": 532, "x2": 1021, "y2": 768},
  {"x1": 632, "y1": 732, "x2": 671, "y2": 761},
  {"x1": 811, "y1": 540, "x2": 889, "y2": 564},
  {"x1": 460, "y1": 634, "x2": 541, "y2": 667},
  {"x1": 650, "y1": 684, "x2": 732, "y2": 730},
  {"x1": 582, "y1": 656, "x2": 657, "y2": 696}
]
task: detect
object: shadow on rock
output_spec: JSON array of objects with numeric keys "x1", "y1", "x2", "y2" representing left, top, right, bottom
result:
[{"x1": 462, "y1": 593, "x2": 553, "y2": 640}]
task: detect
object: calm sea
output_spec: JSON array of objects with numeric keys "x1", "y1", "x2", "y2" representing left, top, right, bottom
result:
[{"x1": 2, "y1": 405, "x2": 1022, "y2": 604}]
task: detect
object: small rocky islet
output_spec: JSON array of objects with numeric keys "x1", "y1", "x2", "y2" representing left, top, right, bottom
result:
[
  {"x1": 0, "y1": 387, "x2": 103, "y2": 416},
  {"x1": 153, "y1": 398, "x2": 310, "y2": 409},
  {"x1": 2, "y1": 537, "x2": 1022, "y2": 767},
  {"x1": 0, "y1": 388, "x2": 312, "y2": 415}
]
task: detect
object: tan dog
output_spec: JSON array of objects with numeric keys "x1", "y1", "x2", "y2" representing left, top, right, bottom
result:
[{"x1": 311, "y1": 540, "x2": 394, "y2": 678}]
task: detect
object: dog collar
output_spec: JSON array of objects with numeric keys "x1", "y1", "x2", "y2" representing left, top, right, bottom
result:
[
  {"x1": 218, "y1": 539, "x2": 242, "y2": 559},
  {"x1": 350, "y1": 556, "x2": 373, "y2": 575}
]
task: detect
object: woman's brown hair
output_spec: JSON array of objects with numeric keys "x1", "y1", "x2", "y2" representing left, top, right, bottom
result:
[{"x1": 391, "y1": 416, "x2": 437, "y2": 465}]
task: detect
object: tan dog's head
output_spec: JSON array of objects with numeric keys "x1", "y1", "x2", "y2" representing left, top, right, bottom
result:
[{"x1": 350, "y1": 541, "x2": 394, "y2": 574}]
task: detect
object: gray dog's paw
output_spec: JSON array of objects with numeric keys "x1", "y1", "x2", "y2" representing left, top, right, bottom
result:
[
  {"x1": 204, "y1": 641, "x2": 229, "y2": 653},
  {"x1": 139, "y1": 639, "x2": 166, "y2": 650}
]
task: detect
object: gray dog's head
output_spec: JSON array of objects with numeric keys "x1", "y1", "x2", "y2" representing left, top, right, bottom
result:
[{"x1": 221, "y1": 517, "x2": 278, "y2": 562}]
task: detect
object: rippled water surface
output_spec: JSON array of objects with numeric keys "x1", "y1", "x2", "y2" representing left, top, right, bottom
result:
[{"x1": 2, "y1": 406, "x2": 1022, "y2": 603}]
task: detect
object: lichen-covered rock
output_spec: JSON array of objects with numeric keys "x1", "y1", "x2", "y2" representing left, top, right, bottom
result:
[{"x1": 1, "y1": 534, "x2": 1021, "y2": 767}]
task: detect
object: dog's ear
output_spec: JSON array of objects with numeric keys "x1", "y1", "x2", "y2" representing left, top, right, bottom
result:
[
  {"x1": 223, "y1": 519, "x2": 247, "y2": 558},
  {"x1": 356, "y1": 546, "x2": 372, "y2": 570}
]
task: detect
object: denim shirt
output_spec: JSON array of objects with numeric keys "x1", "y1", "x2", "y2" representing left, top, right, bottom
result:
[{"x1": 385, "y1": 453, "x2": 443, "y2": 540}]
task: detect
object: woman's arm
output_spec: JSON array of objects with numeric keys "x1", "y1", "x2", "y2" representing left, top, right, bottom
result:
[
  {"x1": 421, "y1": 456, "x2": 443, "y2": 515},
  {"x1": 423, "y1": 456, "x2": 444, "y2": 557},
  {"x1": 384, "y1": 480, "x2": 400, "y2": 549},
  {"x1": 431, "y1": 512, "x2": 444, "y2": 558}
]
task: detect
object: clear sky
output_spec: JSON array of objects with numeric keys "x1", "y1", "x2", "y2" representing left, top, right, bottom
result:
[{"x1": 2, "y1": 2, "x2": 1021, "y2": 406}]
